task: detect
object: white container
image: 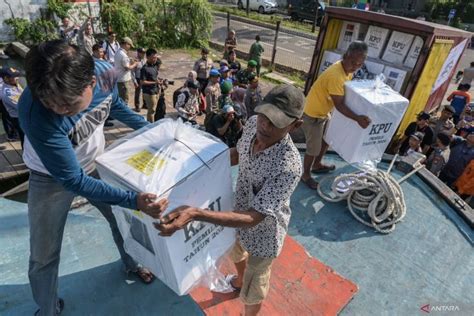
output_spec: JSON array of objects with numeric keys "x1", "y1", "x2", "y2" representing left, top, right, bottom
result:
[
  {"x1": 383, "y1": 65, "x2": 410, "y2": 92},
  {"x1": 404, "y1": 36, "x2": 424, "y2": 68},
  {"x1": 96, "y1": 119, "x2": 236, "y2": 295},
  {"x1": 318, "y1": 49, "x2": 343, "y2": 76},
  {"x1": 382, "y1": 31, "x2": 415, "y2": 65},
  {"x1": 337, "y1": 21, "x2": 360, "y2": 51},
  {"x1": 325, "y1": 80, "x2": 409, "y2": 164},
  {"x1": 364, "y1": 26, "x2": 390, "y2": 58}
]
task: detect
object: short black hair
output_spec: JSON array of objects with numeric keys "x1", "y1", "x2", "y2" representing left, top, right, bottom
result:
[
  {"x1": 92, "y1": 43, "x2": 101, "y2": 52},
  {"x1": 417, "y1": 112, "x2": 430, "y2": 121},
  {"x1": 255, "y1": 35, "x2": 261, "y2": 41},
  {"x1": 201, "y1": 47, "x2": 209, "y2": 54},
  {"x1": 25, "y1": 40, "x2": 95, "y2": 106},
  {"x1": 460, "y1": 83, "x2": 471, "y2": 90},
  {"x1": 146, "y1": 48, "x2": 157, "y2": 57},
  {"x1": 108, "y1": 31, "x2": 116, "y2": 36},
  {"x1": 437, "y1": 133, "x2": 451, "y2": 147}
]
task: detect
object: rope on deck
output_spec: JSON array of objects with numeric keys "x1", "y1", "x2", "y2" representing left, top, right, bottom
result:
[{"x1": 317, "y1": 170, "x2": 407, "y2": 234}]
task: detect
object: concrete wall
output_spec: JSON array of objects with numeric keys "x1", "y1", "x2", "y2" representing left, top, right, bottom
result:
[{"x1": 0, "y1": 0, "x2": 48, "y2": 42}]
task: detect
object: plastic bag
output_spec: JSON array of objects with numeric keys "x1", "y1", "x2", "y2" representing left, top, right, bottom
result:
[{"x1": 96, "y1": 118, "x2": 236, "y2": 295}]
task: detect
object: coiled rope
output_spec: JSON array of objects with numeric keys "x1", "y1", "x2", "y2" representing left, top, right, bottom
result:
[{"x1": 317, "y1": 155, "x2": 424, "y2": 234}]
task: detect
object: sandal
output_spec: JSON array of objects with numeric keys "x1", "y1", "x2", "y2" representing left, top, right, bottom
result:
[
  {"x1": 226, "y1": 274, "x2": 241, "y2": 293},
  {"x1": 132, "y1": 267, "x2": 155, "y2": 284},
  {"x1": 301, "y1": 177, "x2": 319, "y2": 190},
  {"x1": 311, "y1": 164, "x2": 336, "y2": 174}
]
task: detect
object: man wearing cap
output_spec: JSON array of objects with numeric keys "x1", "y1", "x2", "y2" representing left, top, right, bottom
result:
[
  {"x1": 175, "y1": 80, "x2": 200, "y2": 124},
  {"x1": 1, "y1": 67, "x2": 24, "y2": 147},
  {"x1": 114, "y1": 37, "x2": 138, "y2": 108},
  {"x1": 208, "y1": 104, "x2": 243, "y2": 147},
  {"x1": 204, "y1": 69, "x2": 221, "y2": 116},
  {"x1": 220, "y1": 65, "x2": 233, "y2": 85},
  {"x1": 301, "y1": 41, "x2": 371, "y2": 190},
  {"x1": 156, "y1": 84, "x2": 304, "y2": 316},
  {"x1": 399, "y1": 112, "x2": 434, "y2": 155},
  {"x1": 236, "y1": 60, "x2": 257, "y2": 88},
  {"x1": 193, "y1": 47, "x2": 213, "y2": 93},
  {"x1": 429, "y1": 105, "x2": 455, "y2": 137}
]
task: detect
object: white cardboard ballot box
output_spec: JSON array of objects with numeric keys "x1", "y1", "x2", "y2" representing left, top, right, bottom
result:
[
  {"x1": 382, "y1": 31, "x2": 415, "y2": 65},
  {"x1": 96, "y1": 119, "x2": 236, "y2": 295},
  {"x1": 337, "y1": 21, "x2": 360, "y2": 51},
  {"x1": 325, "y1": 80, "x2": 409, "y2": 164},
  {"x1": 364, "y1": 26, "x2": 390, "y2": 58},
  {"x1": 404, "y1": 36, "x2": 424, "y2": 68},
  {"x1": 319, "y1": 50, "x2": 343, "y2": 75}
]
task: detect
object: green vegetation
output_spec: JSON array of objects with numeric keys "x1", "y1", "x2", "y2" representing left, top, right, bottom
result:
[
  {"x1": 211, "y1": 4, "x2": 319, "y2": 36},
  {"x1": 101, "y1": 0, "x2": 213, "y2": 49},
  {"x1": 427, "y1": 0, "x2": 474, "y2": 24}
]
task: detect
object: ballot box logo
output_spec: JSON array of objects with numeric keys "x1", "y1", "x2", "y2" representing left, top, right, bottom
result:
[
  {"x1": 182, "y1": 197, "x2": 227, "y2": 263},
  {"x1": 368, "y1": 123, "x2": 393, "y2": 136},
  {"x1": 183, "y1": 197, "x2": 222, "y2": 243},
  {"x1": 392, "y1": 41, "x2": 406, "y2": 50}
]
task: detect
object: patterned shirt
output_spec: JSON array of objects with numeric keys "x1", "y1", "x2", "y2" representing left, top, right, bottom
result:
[{"x1": 235, "y1": 116, "x2": 302, "y2": 258}]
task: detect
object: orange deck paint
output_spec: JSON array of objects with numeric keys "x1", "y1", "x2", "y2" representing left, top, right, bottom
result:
[{"x1": 190, "y1": 236, "x2": 358, "y2": 315}]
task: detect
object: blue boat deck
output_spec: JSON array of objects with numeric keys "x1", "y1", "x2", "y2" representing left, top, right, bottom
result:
[{"x1": 0, "y1": 154, "x2": 473, "y2": 315}]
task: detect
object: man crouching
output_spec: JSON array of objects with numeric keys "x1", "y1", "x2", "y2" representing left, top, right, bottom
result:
[{"x1": 156, "y1": 84, "x2": 304, "y2": 316}]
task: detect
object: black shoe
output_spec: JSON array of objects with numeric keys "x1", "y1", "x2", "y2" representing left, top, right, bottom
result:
[{"x1": 34, "y1": 298, "x2": 65, "y2": 315}]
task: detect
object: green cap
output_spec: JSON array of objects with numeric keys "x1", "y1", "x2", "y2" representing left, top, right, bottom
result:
[
  {"x1": 248, "y1": 60, "x2": 257, "y2": 67},
  {"x1": 254, "y1": 84, "x2": 305, "y2": 129},
  {"x1": 220, "y1": 81, "x2": 233, "y2": 94}
]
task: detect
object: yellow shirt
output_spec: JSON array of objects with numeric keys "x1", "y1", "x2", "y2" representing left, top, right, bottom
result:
[{"x1": 304, "y1": 61, "x2": 352, "y2": 118}]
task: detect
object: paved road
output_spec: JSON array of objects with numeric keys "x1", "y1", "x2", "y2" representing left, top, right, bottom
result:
[{"x1": 211, "y1": 15, "x2": 315, "y2": 71}]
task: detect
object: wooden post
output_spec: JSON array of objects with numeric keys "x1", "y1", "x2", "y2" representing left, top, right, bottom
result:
[
  {"x1": 311, "y1": 5, "x2": 319, "y2": 33},
  {"x1": 227, "y1": 12, "x2": 230, "y2": 35},
  {"x1": 246, "y1": 0, "x2": 250, "y2": 17},
  {"x1": 271, "y1": 21, "x2": 281, "y2": 69}
]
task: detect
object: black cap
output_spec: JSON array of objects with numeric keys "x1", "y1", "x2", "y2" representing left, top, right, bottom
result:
[
  {"x1": 417, "y1": 112, "x2": 430, "y2": 121},
  {"x1": 2, "y1": 67, "x2": 21, "y2": 78},
  {"x1": 254, "y1": 84, "x2": 305, "y2": 128},
  {"x1": 187, "y1": 80, "x2": 199, "y2": 89}
]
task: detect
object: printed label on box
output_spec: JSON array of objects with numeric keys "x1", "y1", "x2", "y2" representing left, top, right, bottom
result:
[
  {"x1": 382, "y1": 31, "x2": 414, "y2": 64},
  {"x1": 404, "y1": 36, "x2": 423, "y2": 68},
  {"x1": 364, "y1": 26, "x2": 390, "y2": 58}
]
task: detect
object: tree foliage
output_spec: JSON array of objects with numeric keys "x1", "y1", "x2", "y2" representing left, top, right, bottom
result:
[{"x1": 101, "y1": 0, "x2": 213, "y2": 49}]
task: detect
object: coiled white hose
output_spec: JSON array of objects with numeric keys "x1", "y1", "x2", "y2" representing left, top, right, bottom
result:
[{"x1": 317, "y1": 169, "x2": 407, "y2": 234}]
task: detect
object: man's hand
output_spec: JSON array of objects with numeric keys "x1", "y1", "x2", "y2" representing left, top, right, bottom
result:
[
  {"x1": 136, "y1": 193, "x2": 169, "y2": 218},
  {"x1": 154, "y1": 205, "x2": 196, "y2": 236},
  {"x1": 356, "y1": 115, "x2": 371, "y2": 129}
]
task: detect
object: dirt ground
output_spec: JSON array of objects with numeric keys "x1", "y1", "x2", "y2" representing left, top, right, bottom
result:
[{"x1": 130, "y1": 49, "x2": 276, "y2": 125}]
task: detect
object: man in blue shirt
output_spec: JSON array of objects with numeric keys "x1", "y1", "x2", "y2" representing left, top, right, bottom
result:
[{"x1": 19, "y1": 40, "x2": 168, "y2": 316}]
